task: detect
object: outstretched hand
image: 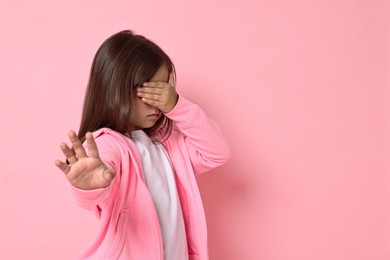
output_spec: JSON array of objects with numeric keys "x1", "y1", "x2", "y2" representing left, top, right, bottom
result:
[
  {"x1": 136, "y1": 74, "x2": 178, "y2": 113},
  {"x1": 55, "y1": 131, "x2": 114, "y2": 190}
]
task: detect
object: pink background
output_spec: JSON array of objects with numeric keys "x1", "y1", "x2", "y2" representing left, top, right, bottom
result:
[{"x1": 0, "y1": 0, "x2": 389, "y2": 259}]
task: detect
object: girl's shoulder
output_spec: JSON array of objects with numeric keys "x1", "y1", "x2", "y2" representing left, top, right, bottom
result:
[
  {"x1": 91, "y1": 128, "x2": 138, "y2": 152},
  {"x1": 92, "y1": 127, "x2": 124, "y2": 140},
  {"x1": 90, "y1": 128, "x2": 142, "y2": 172}
]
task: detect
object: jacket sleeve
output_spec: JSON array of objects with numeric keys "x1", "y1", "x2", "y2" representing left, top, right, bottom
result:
[
  {"x1": 164, "y1": 95, "x2": 232, "y2": 175},
  {"x1": 67, "y1": 130, "x2": 121, "y2": 215}
]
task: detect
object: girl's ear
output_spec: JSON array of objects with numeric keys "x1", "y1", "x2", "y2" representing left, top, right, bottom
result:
[{"x1": 168, "y1": 73, "x2": 175, "y2": 87}]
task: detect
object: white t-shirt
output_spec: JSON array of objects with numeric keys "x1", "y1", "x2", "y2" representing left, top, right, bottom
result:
[{"x1": 131, "y1": 130, "x2": 188, "y2": 260}]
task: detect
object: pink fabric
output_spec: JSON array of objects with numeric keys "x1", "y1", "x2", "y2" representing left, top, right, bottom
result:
[{"x1": 68, "y1": 95, "x2": 231, "y2": 259}]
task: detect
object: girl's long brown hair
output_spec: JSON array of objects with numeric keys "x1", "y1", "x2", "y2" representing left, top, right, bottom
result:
[{"x1": 78, "y1": 30, "x2": 175, "y2": 142}]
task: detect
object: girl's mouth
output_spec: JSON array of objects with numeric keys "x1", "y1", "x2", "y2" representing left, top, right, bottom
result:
[{"x1": 147, "y1": 112, "x2": 161, "y2": 118}]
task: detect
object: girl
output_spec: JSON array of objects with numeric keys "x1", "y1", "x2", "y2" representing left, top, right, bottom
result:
[{"x1": 55, "y1": 30, "x2": 231, "y2": 260}]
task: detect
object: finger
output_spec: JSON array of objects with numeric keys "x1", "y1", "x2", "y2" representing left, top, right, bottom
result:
[
  {"x1": 85, "y1": 132, "x2": 100, "y2": 158},
  {"x1": 59, "y1": 142, "x2": 78, "y2": 165},
  {"x1": 68, "y1": 131, "x2": 87, "y2": 159},
  {"x1": 142, "y1": 82, "x2": 165, "y2": 88},
  {"x1": 138, "y1": 86, "x2": 164, "y2": 95},
  {"x1": 55, "y1": 160, "x2": 71, "y2": 174},
  {"x1": 141, "y1": 97, "x2": 162, "y2": 108},
  {"x1": 137, "y1": 92, "x2": 162, "y2": 101}
]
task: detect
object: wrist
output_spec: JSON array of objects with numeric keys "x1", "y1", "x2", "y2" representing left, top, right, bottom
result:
[{"x1": 163, "y1": 94, "x2": 179, "y2": 114}]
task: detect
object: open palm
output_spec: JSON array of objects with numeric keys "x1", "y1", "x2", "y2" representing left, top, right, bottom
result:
[{"x1": 55, "y1": 131, "x2": 114, "y2": 190}]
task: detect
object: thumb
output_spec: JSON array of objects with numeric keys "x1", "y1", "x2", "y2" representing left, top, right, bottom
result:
[
  {"x1": 102, "y1": 168, "x2": 115, "y2": 182},
  {"x1": 92, "y1": 166, "x2": 115, "y2": 189}
]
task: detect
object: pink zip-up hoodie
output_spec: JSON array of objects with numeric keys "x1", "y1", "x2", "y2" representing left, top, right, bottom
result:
[{"x1": 68, "y1": 95, "x2": 231, "y2": 260}]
